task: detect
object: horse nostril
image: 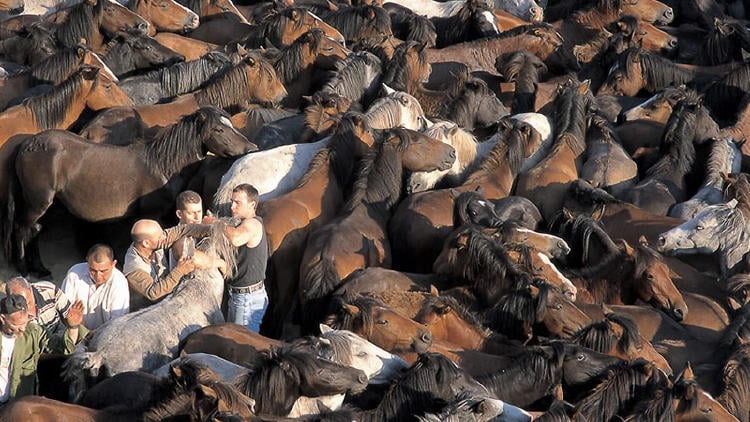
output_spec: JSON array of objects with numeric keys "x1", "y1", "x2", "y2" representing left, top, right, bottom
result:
[
  {"x1": 657, "y1": 236, "x2": 666, "y2": 247},
  {"x1": 673, "y1": 308, "x2": 684, "y2": 321},
  {"x1": 357, "y1": 373, "x2": 368, "y2": 384},
  {"x1": 420, "y1": 330, "x2": 432, "y2": 344},
  {"x1": 668, "y1": 38, "x2": 678, "y2": 48},
  {"x1": 664, "y1": 8, "x2": 673, "y2": 19}
]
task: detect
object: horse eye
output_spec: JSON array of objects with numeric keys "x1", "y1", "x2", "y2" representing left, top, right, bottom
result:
[
  {"x1": 647, "y1": 274, "x2": 655, "y2": 280},
  {"x1": 377, "y1": 319, "x2": 388, "y2": 325},
  {"x1": 702, "y1": 408, "x2": 713, "y2": 414},
  {"x1": 552, "y1": 304, "x2": 563, "y2": 310},
  {"x1": 576, "y1": 354, "x2": 585, "y2": 361},
  {"x1": 357, "y1": 351, "x2": 367, "y2": 357},
  {"x1": 696, "y1": 225, "x2": 704, "y2": 231}
]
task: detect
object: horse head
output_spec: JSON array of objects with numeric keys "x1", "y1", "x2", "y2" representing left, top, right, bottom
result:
[{"x1": 196, "y1": 106, "x2": 257, "y2": 156}]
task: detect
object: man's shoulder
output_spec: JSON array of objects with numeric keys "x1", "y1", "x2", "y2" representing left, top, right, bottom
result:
[
  {"x1": 64, "y1": 263, "x2": 90, "y2": 282},
  {"x1": 31, "y1": 281, "x2": 58, "y2": 293}
]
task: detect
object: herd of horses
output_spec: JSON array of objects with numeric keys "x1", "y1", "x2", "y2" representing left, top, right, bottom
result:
[{"x1": 0, "y1": 0, "x2": 749, "y2": 419}]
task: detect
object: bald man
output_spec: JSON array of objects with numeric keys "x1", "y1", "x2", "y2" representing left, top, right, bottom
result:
[{"x1": 123, "y1": 219, "x2": 216, "y2": 311}]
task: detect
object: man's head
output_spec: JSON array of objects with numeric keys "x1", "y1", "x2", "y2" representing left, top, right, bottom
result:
[
  {"x1": 230, "y1": 184, "x2": 259, "y2": 219},
  {"x1": 5, "y1": 277, "x2": 35, "y2": 318},
  {"x1": 0, "y1": 295, "x2": 29, "y2": 337},
  {"x1": 176, "y1": 190, "x2": 203, "y2": 225},
  {"x1": 87, "y1": 244, "x2": 117, "y2": 287},
  {"x1": 131, "y1": 219, "x2": 166, "y2": 252}
]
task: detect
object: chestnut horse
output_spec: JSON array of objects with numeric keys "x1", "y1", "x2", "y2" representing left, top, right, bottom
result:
[
  {"x1": 297, "y1": 128, "x2": 455, "y2": 331},
  {"x1": 127, "y1": 0, "x2": 198, "y2": 36},
  {"x1": 517, "y1": 79, "x2": 596, "y2": 223},
  {"x1": 259, "y1": 113, "x2": 376, "y2": 338}
]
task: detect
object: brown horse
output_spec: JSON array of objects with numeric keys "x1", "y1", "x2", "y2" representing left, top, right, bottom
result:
[
  {"x1": 297, "y1": 128, "x2": 455, "y2": 331},
  {"x1": 48, "y1": 0, "x2": 149, "y2": 52},
  {"x1": 623, "y1": 84, "x2": 691, "y2": 123},
  {"x1": 580, "y1": 113, "x2": 638, "y2": 197},
  {"x1": 324, "y1": 296, "x2": 434, "y2": 354},
  {"x1": 180, "y1": 322, "x2": 281, "y2": 367},
  {"x1": 259, "y1": 113, "x2": 376, "y2": 338},
  {"x1": 176, "y1": 0, "x2": 247, "y2": 22},
  {"x1": 8, "y1": 106, "x2": 255, "y2": 275},
  {"x1": 516, "y1": 79, "x2": 595, "y2": 223},
  {"x1": 79, "y1": 54, "x2": 287, "y2": 141},
  {"x1": 389, "y1": 116, "x2": 550, "y2": 273},
  {"x1": 128, "y1": 0, "x2": 199, "y2": 36},
  {"x1": 0, "y1": 43, "x2": 117, "y2": 111},
  {"x1": 425, "y1": 23, "x2": 576, "y2": 75}
]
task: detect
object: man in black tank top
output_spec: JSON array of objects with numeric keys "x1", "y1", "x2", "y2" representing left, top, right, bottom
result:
[{"x1": 224, "y1": 184, "x2": 269, "y2": 333}]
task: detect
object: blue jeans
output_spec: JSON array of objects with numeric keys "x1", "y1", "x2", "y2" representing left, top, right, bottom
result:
[{"x1": 227, "y1": 287, "x2": 268, "y2": 333}]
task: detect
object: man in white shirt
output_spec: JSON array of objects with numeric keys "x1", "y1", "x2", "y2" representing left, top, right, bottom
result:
[{"x1": 61, "y1": 244, "x2": 130, "y2": 330}]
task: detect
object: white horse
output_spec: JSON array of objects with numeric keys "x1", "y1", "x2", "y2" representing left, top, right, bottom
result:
[
  {"x1": 407, "y1": 113, "x2": 553, "y2": 194},
  {"x1": 213, "y1": 89, "x2": 430, "y2": 213},
  {"x1": 63, "y1": 221, "x2": 235, "y2": 402}
]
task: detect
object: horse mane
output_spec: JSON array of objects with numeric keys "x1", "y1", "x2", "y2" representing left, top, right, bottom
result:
[
  {"x1": 195, "y1": 56, "x2": 277, "y2": 109},
  {"x1": 416, "y1": 391, "x2": 493, "y2": 422},
  {"x1": 572, "y1": 359, "x2": 656, "y2": 421},
  {"x1": 372, "y1": 353, "x2": 467, "y2": 421},
  {"x1": 548, "y1": 211, "x2": 620, "y2": 278},
  {"x1": 463, "y1": 118, "x2": 527, "y2": 185},
  {"x1": 552, "y1": 81, "x2": 592, "y2": 156},
  {"x1": 535, "y1": 400, "x2": 575, "y2": 421},
  {"x1": 475, "y1": 342, "x2": 565, "y2": 398},
  {"x1": 724, "y1": 172, "x2": 750, "y2": 214},
  {"x1": 273, "y1": 29, "x2": 326, "y2": 84},
  {"x1": 718, "y1": 344, "x2": 750, "y2": 418},
  {"x1": 140, "y1": 52, "x2": 232, "y2": 100},
  {"x1": 567, "y1": 178, "x2": 624, "y2": 207},
  {"x1": 321, "y1": 51, "x2": 382, "y2": 102},
  {"x1": 30, "y1": 45, "x2": 86, "y2": 85},
  {"x1": 587, "y1": 113, "x2": 619, "y2": 145},
  {"x1": 438, "y1": 224, "x2": 532, "y2": 303},
  {"x1": 703, "y1": 18, "x2": 745, "y2": 65},
  {"x1": 194, "y1": 218, "x2": 239, "y2": 279},
  {"x1": 646, "y1": 99, "x2": 702, "y2": 178},
  {"x1": 484, "y1": 281, "x2": 551, "y2": 336},
  {"x1": 704, "y1": 61, "x2": 750, "y2": 117},
  {"x1": 253, "y1": 6, "x2": 311, "y2": 48},
  {"x1": 431, "y1": 0, "x2": 490, "y2": 44},
  {"x1": 316, "y1": 5, "x2": 391, "y2": 41},
  {"x1": 367, "y1": 91, "x2": 425, "y2": 129},
  {"x1": 55, "y1": 0, "x2": 102, "y2": 49},
  {"x1": 726, "y1": 275, "x2": 750, "y2": 312},
  {"x1": 233, "y1": 345, "x2": 320, "y2": 415},
  {"x1": 622, "y1": 48, "x2": 696, "y2": 92},
  {"x1": 626, "y1": 380, "x2": 675, "y2": 422},
  {"x1": 341, "y1": 127, "x2": 413, "y2": 214},
  {"x1": 21, "y1": 67, "x2": 87, "y2": 130},
  {"x1": 572, "y1": 313, "x2": 641, "y2": 355},
  {"x1": 176, "y1": 0, "x2": 203, "y2": 15},
  {"x1": 426, "y1": 122, "x2": 478, "y2": 183}
]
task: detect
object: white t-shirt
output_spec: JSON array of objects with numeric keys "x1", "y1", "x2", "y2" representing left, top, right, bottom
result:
[
  {"x1": 61, "y1": 263, "x2": 131, "y2": 330},
  {"x1": 0, "y1": 334, "x2": 16, "y2": 403}
]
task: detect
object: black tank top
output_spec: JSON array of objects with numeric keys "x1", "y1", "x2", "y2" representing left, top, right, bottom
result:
[{"x1": 229, "y1": 217, "x2": 269, "y2": 288}]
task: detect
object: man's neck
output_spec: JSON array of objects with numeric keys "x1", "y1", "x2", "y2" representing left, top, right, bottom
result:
[{"x1": 134, "y1": 244, "x2": 154, "y2": 260}]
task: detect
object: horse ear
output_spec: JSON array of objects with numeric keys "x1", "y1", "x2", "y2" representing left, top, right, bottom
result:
[
  {"x1": 429, "y1": 285, "x2": 439, "y2": 297},
  {"x1": 728, "y1": 198, "x2": 739, "y2": 208},
  {"x1": 562, "y1": 207, "x2": 575, "y2": 221},
  {"x1": 326, "y1": 0, "x2": 339, "y2": 11},
  {"x1": 578, "y1": 79, "x2": 591, "y2": 95},
  {"x1": 591, "y1": 204, "x2": 605, "y2": 221},
  {"x1": 448, "y1": 124, "x2": 458, "y2": 136},
  {"x1": 80, "y1": 65, "x2": 101, "y2": 80},
  {"x1": 343, "y1": 303, "x2": 361, "y2": 317},
  {"x1": 382, "y1": 83, "x2": 396, "y2": 95},
  {"x1": 638, "y1": 235, "x2": 649, "y2": 246},
  {"x1": 367, "y1": 6, "x2": 376, "y2": 20},
  {"x1": 319, "y1": 323, "x2": 333, "y2": 334},
  {"x1": 290, "y1": 8, "x2": 300, "y2": 21},
  {"x1": 680, "y1": 362, "x2": 695, "y2": 381},
  {"x1": 619, "y1": 239, "x2": 635, "y2": 257},
  {"x1": 76, "y1": 45, "x2": 86, "y2": 58},
  {"x1": 244, "y1": 56, "x2": 256, "y2": 66},
  {"x1": 196, "y1": 384, "x2": 218, "y2": 401},
  {"x1": 600, "y1": 303, "x2": 614, "y2": 315}
]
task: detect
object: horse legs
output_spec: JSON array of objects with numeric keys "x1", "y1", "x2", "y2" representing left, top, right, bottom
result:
[
  {"x1": 263, "y1": 249, "x2": 302, "y2": 339},
  {"x1": 14, "y1": 190, "x2": 55, "y2": 277}
]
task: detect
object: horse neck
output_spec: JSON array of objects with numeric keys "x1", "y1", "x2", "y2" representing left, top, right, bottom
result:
[
  {"x1": 516, "y1": 63, "x2": 540, "y2": 94},
  {"x1": 475, "y1": 350, "x2": 563, "y2": 400},
  {"x1": 720, "y1": 222, "x2": 750, "y2": 278},
  {"x1": 142, "y1": 122, "x2": 205, "y2": 178},
  {"x1": 702, "y1": 140, "x2": 738, "y2": 190},
  {"x1": 460, "y1": 135, "x2": 523, "y2": 198},
  {"x1": 346, "y1": 143, "x2": 406, "y2": 220},
  {"x1": 194, "y1": 65, "x2": 249, "y2": 109},
  {"x1": 276, "y1": 42, "x2": 315, "y2": 85}
]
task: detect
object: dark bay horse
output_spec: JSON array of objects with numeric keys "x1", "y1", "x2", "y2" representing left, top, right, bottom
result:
[
  {"x1": 50, "y1": 0, "x2": 149, "y2": 52},
  {"x1": 8, "y1": 106, "x2": 255, "y2": 275},
  {"x1": 297, "y1": 127, "x2": 455, "y2": 330},
  {"x1": 259, "y1": 113, "x2": 376, "y2": 337}
]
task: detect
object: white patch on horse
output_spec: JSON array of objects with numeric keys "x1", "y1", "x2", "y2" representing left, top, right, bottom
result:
[
  {"x1": 219, "y1": 116, "x2": 234, "y2": 128},
  {"x1": 481, "y1": 10, "x2": 500, "y2": 34}
]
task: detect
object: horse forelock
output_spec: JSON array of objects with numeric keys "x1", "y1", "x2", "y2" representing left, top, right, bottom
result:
[
  {"x1": 319, "y1": 329, "x2": 354, "y2": 366},
  {"x1": 322, "y1": 52, "x2": 382, "y2": 102},
  {"x1": 572, "y1": 319, "x2": 619, "y2": 354},
  {"x1": 235, "y1": 348, "x2": 300, "y2": 415},
  {"x1": 196, "y1": 59, "x2": 269, "y2": 109},
  {"x1": 274, "y1": 29, "x2": 324, "y2": 84},
  {"x1": 158, "y1": 53, "x2": 231, "y2": 98},
  {"x1": 142, "y1": 110, "x2": 210, "y2": 176},
  {"x1": 23, "y1": 68, "x2": 86, "y2": 130}
]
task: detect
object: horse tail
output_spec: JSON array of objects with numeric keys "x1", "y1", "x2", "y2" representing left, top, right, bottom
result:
[
  {"x1": 300, "y1": 255, "x2": 341, "y2": 334},
  {"x1": 3, "y1": 145, "x2": 22, "y2": 264},
  {"x1": 62, "y1": 351, "x2": 104, "y2": 403}
]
